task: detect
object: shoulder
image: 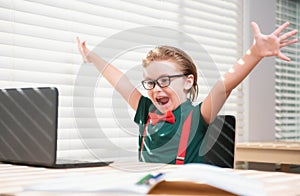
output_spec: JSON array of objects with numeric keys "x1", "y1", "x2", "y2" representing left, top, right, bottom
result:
[
  {"x1": 192, "y1": 102, "x2": 209, "y2": 128},
  {"x1": 134, "y1": 96, "x2": 153, "y2": 124},
  {"x1": 137, "y1": 96, "x2": 153, "y2": 111}
]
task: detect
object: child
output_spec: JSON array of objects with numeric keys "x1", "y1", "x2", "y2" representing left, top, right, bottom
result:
[{"x1": 77, "y1": 22, "x2": 297, "y2": 164}]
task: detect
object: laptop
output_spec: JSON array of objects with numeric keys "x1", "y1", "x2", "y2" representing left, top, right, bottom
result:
[{"x1": 0, "y1": 87, "x2": 112, "y2": 168}]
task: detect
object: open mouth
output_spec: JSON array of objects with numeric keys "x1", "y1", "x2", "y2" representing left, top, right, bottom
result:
[{"x1": 156, "y1": 97, "x2": 169, "y2": 105}]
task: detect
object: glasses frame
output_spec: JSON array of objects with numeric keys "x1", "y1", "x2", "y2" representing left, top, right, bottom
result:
[{"x1": 141, "y1": 73, "x2": 189, "y2": 90}]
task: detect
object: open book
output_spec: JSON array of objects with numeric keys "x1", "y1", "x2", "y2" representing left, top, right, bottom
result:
[{"x1": 26, "y1": 163, "x2": 265, "y2": 195}]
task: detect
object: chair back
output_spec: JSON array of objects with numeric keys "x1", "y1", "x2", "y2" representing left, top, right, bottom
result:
[{"x1": 202, "y1": 115, "x2": 236, "y2": 168}]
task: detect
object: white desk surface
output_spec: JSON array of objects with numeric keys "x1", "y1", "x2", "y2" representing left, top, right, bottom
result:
[{"x1": 1, "y1": 161, "x2": 300, "y2": 196}]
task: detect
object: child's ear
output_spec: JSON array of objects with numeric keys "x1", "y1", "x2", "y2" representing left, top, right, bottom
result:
[{"x1": 184, "y1": 74, "x2": 194, "y2": 90}]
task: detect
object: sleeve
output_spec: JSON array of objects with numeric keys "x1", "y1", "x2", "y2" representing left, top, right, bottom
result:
[
  {"x1": 134, "y1": 96, "x2": 153, "y2": 125},
  {"x1": 198, "y1": 102, "x2": 209, "y2": 128}
]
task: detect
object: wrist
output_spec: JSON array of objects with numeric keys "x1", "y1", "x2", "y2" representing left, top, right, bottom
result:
[
  {"x1": 247, "y1": 45, "x2": 264, "y2": 61},
  {"x1": 87, "y1": 51, "x2": 101, "y2": 63}
]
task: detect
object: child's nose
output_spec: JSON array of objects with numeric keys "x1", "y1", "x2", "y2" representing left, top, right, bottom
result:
[{"x1": 153, "y1": 83, "x2": 162, "y2": 91}]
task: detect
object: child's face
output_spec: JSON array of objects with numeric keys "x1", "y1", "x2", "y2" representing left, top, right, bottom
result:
[{"x1": 143, "y1": 60, "x2": 190, "y2": 113}]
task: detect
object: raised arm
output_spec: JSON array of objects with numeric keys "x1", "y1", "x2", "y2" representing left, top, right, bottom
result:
[
  {"x1": 77, "y1": 37, "x2": 142, "y2": 111},
  {"x1": 201, "y1": 22, "x2": 298, "y2": 124}
]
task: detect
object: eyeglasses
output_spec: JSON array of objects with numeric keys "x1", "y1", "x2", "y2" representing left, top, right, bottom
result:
[{"x1": 141, "y1": 74, "x2": 189, "y2": 90}]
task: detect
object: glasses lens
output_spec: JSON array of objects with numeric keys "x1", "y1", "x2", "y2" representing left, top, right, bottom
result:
[
  {"x1": 157, "y1": 76, "x2": 170, "y2": 88},
  {"x1": 142, "y1": 80, "x2": 155, "y2": 90}
]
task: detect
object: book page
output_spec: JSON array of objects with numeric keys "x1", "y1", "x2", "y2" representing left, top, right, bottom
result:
[
  {"x1": 26, "y1": 163, "x2": 265, "y2": 195},
  {"x1": 162, "y1": 164, "x2": 266, "y2": 196},
  {"x1": 26, "y1": 172, "x2": 151, "y2": 194}
]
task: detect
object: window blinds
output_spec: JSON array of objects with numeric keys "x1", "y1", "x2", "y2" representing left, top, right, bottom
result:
[
  {"x1": 275, "y1": 0, "x2": 300, "y2": 141},
  {"x1": 0, "y1": 0, "x2": 243, "y2": 161}
]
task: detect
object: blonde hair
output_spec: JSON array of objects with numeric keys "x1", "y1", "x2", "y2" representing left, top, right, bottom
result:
[{"x1": 143, "y1": 46, "x2": 198, "y2": 101}]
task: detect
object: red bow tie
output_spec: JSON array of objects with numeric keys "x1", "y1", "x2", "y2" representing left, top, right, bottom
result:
[{"x1": 148, "y1": 111, "x2": 175, "y2": 125}]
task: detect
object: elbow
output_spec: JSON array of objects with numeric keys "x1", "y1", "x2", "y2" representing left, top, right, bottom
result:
[{"x1": 226, "y1": 90, "x2": 232, "y2": 98}]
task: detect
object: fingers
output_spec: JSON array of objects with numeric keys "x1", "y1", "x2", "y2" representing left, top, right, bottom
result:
[
  {"x1": 273, "y1": 21, "x2": 290, "y2": 36},
  {"x1": 280, "y1": 38, "x2": 298, "y2": 48},
  {"x1": 76, "y1": 37, "x2": 87, "y2": 54},
  {"x1": 278, "y1": 52, "x2": 290, "y2": 62},
  {"x1": 76, "y1": 37, "x2": 89, "y2": 63},
  {"x1": 279, "y1": 28, "x2": 298, "y2": 48},
  {"x1": 278, "y1": 25, "x2": 298, "y2": 54},
  {"x1": 280, "y1": 29, "x2": 298, "y2": 42},
  {"x1": 76, "y1": 37, "x2": 82, "y2": 53},
  {"x1": 271, "y1": 21, "x2": 297, "y2": 61},
  {"x1": 251, "y1": 21, "x2": 261, "y2": 36}
]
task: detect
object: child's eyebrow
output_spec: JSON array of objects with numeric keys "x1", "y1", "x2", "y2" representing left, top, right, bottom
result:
[
  {"x1": 144, "y1": 74, "x2": 170, "y2": 80},
  {"x1": 142, "y1": 76, "x2": 152, "y2": 80}
]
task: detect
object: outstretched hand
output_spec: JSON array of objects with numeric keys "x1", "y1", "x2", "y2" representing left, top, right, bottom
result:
[
  {"x1": 76, "y1": 37, "x2": 91, "y2": 63},
  {"x1": 251, "y1": 21, "x2": 298, "y2": 61}
]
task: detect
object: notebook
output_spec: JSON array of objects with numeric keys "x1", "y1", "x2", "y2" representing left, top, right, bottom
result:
[{"x1": 0, "y1": 87, "x2": 112, "y2": 168}]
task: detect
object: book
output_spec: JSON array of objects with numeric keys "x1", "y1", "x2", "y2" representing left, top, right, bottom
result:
[
  {"x1": 148, "y1": 164, "x2": 265, "y2": 195},
  {"x1": 26, "y1": 163, "x2": 265, "y2": 195}
]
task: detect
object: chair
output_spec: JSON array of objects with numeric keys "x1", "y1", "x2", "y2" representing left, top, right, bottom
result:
[{"x1": 202, "y1": 115, "x2": 236, "y2": 168}]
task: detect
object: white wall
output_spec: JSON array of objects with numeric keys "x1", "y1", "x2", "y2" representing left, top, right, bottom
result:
[{"x1": 243, "y1": 0, "x2": 276, "y2": 142}]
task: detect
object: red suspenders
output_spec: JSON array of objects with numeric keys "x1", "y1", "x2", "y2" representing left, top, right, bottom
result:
[
  {"x1": 139, "y1": 118, "x2": 150, "y2": 162},
  {"x1": 175, "y1": 111, "x2": 193, "y2": 164},
  {"x1": 139, "y1": 111, "x2": 193, "y2": 164}
]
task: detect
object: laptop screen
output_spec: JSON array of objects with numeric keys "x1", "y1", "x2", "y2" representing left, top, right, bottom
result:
[{"x1": 0, "y1": 87, "x2": 58, "y2": 166}]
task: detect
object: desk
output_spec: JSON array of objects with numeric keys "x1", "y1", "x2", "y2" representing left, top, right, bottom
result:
[
  {"x1": 235, "y1": 142, "x2": 300, "y2": 171},
  {"x1": 1, "y1": 162, "x2": 300, "y2": 196}
]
